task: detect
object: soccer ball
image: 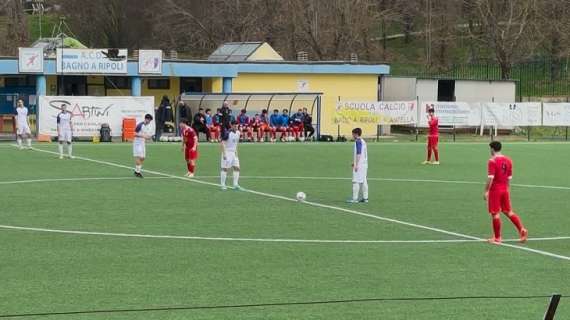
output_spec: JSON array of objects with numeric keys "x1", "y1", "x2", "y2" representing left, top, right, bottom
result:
[
  {"x1": 159, "y1": 136, "x2": 168, "y2": 142},
  {"x1": 296, "y1": 192, "x2": 306, "y2": 202}
]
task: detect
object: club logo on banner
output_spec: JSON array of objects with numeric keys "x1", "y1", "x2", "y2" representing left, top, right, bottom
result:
[
  {"x1": 56, "y1": 49, "x2": 128, "y2": 74},
  {"x1": 38, "y1": 96, "x2": 155, "y2": 137},
  {"x1": 419, "y1": 102, "x2": 482, "y2": 127},
  {"x1": 482, "y1": 103, "x2": 541, "y2": 126},
  {"x1": 138, "y1": 50, "x2": 163, "y2": 74},
  {"x1": 334, "y1": 101, "x2": 417, "y2": 125},
  {"x1": 18, "y1": 47, "x2": 44, "y2": 73}
]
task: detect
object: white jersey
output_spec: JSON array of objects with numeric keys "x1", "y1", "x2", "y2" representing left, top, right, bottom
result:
[
  {"x1": 353, "y1": 138, "x2": 368, "y2": 167},
  {"x1": 224, "y1": 130, "x2": 240, "y2": 152},
  {"x1": 57, "y1": 112, "x2": 72, "y2": 130},
  {"x1": 16, "y1": 107, "x2": 28, "y2": 126},
  {"x1": 134, "y1": 122, "x2": 152, "y2": 144}
]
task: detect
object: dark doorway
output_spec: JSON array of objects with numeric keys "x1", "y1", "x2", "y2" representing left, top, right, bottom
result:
[
  {"x1": 180, "y1": 77, "x2": 202, "y2": 94},
  {"x1": 437, "y1": 80, "x2": 455, "y2": 101},
  {"x1": 58, "y1": 76, "x2": 87, "y2": 95}
]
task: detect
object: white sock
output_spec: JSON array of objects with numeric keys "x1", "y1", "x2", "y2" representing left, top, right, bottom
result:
[
  {"x1": 362, "y1": 181, "x2": 368, "y2": 200},
  {"x1": 58, "y1": 144, "x2": 63, "y2": 156},
  {"x1": 233, "y1": 170, "x2": 240, "y2": 187},
  {"x1": 17, "y1": 138, "x2": 22, "y2": 147},
  {"x1": 26, "y1": 138, "x2": 32, "y2": 147},
  {"x1": 220, "y1": 171, "x2": 227, "y2": 186},
  {"x1": 67, "y1": 144, "x2": 73, "y2": 157},
  {"x1": 352, "y1": 183, "x2": 360, "y2": 201},
  {"x1": 135, "y1": 165, "x2": 142, "y2": 173}
]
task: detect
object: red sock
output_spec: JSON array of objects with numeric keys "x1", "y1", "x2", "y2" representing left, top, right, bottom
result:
[
  {"x1": 492, "y1": 216, "x2": 502, "y2": 239},
  {"x1": 427, "y1": 148, "x2": 432, "y2": 161},
  {"x1": 434, "y1": 149, "x2": 439, "y2": 161},
  {"x1": 187, "y1": 163, "x2": 195, "y2": 173},
  {"x1": 507, "y1": 213, "x2": 524, "y2": 233}
]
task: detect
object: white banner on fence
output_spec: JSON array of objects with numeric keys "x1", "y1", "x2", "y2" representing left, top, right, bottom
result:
[
  {"x1": 334, "y1": 101, "x2": 417, "y2": 125},
  {"x1": 482, "y1": 102, "x2": 541, "y2": 126},
  {"x1": 418, "y1": 101, "x2": 481, "y2": 126},
  {"x1": 542, "y1": 103, "x2": 570, "y2": 126},
  {"x1": 56, "y1": 49, "x2": 128, "y2": 74},
  {"x1": 38, "y1": 96, "x2": 155, "y2": 137}
]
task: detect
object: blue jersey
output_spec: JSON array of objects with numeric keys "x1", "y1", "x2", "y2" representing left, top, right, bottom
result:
[
  {"x1": 270, "y1": 114, "x2": 281, "y2": 127},
  {"x1": 205, "y1": 115, "x2": 213, "y2": 126},
  {"x1": 280, "y1": 114, "x2": 290, "y2": 126},
  {"x1": 238, "y1": 114, "x2": 249, "y2": 125}
]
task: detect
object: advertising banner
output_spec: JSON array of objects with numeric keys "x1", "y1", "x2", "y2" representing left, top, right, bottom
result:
[
  {"x1": 18, "y1": 47, "x2": 44, "y2": 73},
  {"x1": 138, "y1": 50, "x2": 163, "y2": 74},
  {"x1": 56, "y1": 48, "x2": 128, "y2": 74},
  {"x1": 38, "y1": 96, "x2": 155, "y2": 137},
  {"x1": 334, "y1": 101, "x2": 417, "y2": 125},
  {"x1": 419, "y1": 101, "x2": 481, "y2": 126},
  {"x1": 482, "y1": 103, "x2": 541, "y2": 126}
]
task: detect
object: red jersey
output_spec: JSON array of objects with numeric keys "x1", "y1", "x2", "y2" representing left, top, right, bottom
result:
[
  {"x1": 183, "y1": 127, "x2": 197, "y2": 148},
  {"x1": 428, "y1": 116, "x2": 439, "y2": 136},
  {"x1": 250, "y1": 116, "x2": 261, "y2": 127},
  {"x1": 487, "y1": 155, "x2": 513, "y2": 191}
]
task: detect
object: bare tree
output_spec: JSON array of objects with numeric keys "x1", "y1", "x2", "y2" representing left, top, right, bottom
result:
[
  {"x1": 0, "y1": 0, "x2": 28, "y2": 55},
  {"x1": 535, "y1": 0, "x2": 570, "y2": 80},
  {"x1": 470, "y1": 0, "x2": 537, "y2": 79}
]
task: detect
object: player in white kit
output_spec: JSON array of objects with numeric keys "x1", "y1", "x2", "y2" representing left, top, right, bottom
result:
[
  {"x1": 133, "y1": 114, "x2": 154, "y2": 178},
  {"x1": 348, "y1": 128, "x2": 369, "y2": 203},
  {"x1": 15, "y1": 98, "x2": 32, "y2": 149},
  {"x1": 220, "y1": 121, "x2": 242, "y2": 190},
  {"x1": 57, "y1": 104, "x2": 74, "y2": 159}
]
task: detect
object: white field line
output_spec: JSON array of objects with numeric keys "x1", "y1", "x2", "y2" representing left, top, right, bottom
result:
[
  {"x1": 1, "y1": 175, "x2": 568, "y2": 192},
  {"x1": 12, "y1": 146, "x2": 570, "y2": 261},
  {"x1": 197, "y1": 176, "x2": 570, "y2": 191},
  {"x1": 1, "y1": 224, "x2": 568, "y2": 244},
  {"x1": 0, "y1": 176, "x2": 172, "y2": 185}
]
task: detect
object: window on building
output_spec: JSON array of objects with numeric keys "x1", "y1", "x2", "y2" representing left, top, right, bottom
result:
[
  {"x1": 105, "y1": 77, "x2": 131, "y2": 90},
  {"x1": 5, "y1": 76, "x2": 35, "y2": 87},
  {"x1": 148, "y1": 78, "x2": 170, "y2": 90}
]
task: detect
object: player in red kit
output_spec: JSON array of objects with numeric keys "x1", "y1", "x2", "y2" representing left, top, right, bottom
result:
[
  {"x1": 484, "y1": 141, "x2": 528, "y2": 244},
  {"x1": 423, "y1": 106, "x2": 440, "y2": 165},
  {"x1": 180, "y1": 119, "x2": 199, "y2": 178}
]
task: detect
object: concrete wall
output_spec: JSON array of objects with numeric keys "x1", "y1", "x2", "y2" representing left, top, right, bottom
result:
[
  {"x1": 455, "y1": 80, "x2": 515, "y2": 102},
  {"x1": 383, "y1": 77, "x2": 516, "y2": 103},
  {"x1": 416, "y1": 79, "x2": 438, "y2": 101},
  {"x1": 381, "y1": 77, "x2": 416, "y2": 101}
]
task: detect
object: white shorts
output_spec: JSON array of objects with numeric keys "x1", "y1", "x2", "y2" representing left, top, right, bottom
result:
[
  {"x1": 58, "y1": 129, "x2": 72, "y2": 143},
  {"x1": 17, "y1": 124, "x2": 31, "y2": 135},
  {"x1": 352, "y1": 165, "x2": 368, "y2": 183},
  {"x1": 133, "y1": 141, "x2": 146, "y2": 158},
  {"x1": 221, "y1": 151, "x2": 240, "y2": 169}
]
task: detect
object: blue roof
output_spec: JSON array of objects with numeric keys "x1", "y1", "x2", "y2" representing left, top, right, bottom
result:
[{"x1": 0, "y1": 57, "x2": 390, "y2": 77}]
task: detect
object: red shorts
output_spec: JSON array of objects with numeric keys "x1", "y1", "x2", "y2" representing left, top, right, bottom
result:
[
  {"x1": 428, "y1": 136, "x2": 439, "y2": 148},
  {"x1": 260, "y1": 124, "x2": 271, "y2": 132},
  {"x1": 488, "y1": 189, "x2": 511, "y2": 213},
  {"x1": 185, "y1": 148, "x2": 198, "y2": 161}
]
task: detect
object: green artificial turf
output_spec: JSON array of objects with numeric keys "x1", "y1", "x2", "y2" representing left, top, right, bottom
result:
[{"x1": 0, "y1": 141, "x2": 568, "y2": 319}]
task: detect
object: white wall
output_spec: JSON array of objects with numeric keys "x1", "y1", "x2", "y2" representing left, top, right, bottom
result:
[
  {"x1": 455, "y1": 80, "x2": 515, "y2": 102},
  {"x1": 381, "y1": 76, "x2": 416, "y2": 100},
  {"x1": 382, "y1": 77, "x2": 516, "y2": 103},
  {"x1": 416, "y1": 79, "x2": 438, "y2": 101}
]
